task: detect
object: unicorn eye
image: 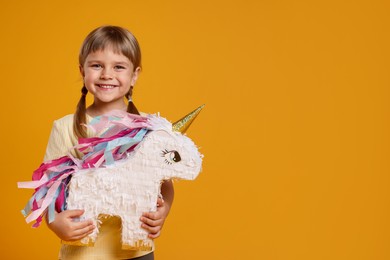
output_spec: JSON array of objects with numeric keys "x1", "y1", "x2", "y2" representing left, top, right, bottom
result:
[{"x1": 161, "y1": 149, "x2": 181, "y2": 165}]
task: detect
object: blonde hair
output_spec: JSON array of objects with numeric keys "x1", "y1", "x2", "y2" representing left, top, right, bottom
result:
[{"x1": 74, "y1": 25, "x2": 142, "y2": 138}]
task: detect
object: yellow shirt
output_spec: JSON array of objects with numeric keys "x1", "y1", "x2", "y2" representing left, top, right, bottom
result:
[{"x1": 44, "y1": 114, "x2": 153, "y2": 260}]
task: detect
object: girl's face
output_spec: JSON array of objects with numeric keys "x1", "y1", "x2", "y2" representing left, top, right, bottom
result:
[{"x1": 80, "y1": 46, "x2": 140, "y2": 110}]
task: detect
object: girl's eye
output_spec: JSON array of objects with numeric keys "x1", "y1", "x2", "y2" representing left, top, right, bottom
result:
[
  {"x1": 161, "y1": 149, "x2": 181, "y2": 165},
  {"x1": 91, "y1": 64, "x2": 102, "y2": 69},
  {"x1": 114, "y1": 65, "x2": 126, "y2": 70}
]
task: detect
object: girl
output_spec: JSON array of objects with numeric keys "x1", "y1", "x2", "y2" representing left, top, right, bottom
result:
[{"x1": 44, "y1": 25, "x2": 173, "y2": 259}]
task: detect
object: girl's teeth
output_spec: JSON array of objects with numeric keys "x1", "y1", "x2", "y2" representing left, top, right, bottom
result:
[{"x1": 100, "y1": 85, "x2": 114, "y2": 89}]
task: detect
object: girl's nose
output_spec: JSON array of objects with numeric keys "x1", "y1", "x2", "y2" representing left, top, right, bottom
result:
[{"x1": 100, "y1": 69, "x2": 113, "y2": 80}]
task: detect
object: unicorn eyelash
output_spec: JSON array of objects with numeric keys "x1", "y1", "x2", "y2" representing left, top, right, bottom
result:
[{"x1": 161, "y1": 149, "x2": 181, "y2": 165}]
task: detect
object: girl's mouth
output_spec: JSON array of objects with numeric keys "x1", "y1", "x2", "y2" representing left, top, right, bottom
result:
[{"x1": 98, "y1": 84, "x2": 117, "y2": 89}]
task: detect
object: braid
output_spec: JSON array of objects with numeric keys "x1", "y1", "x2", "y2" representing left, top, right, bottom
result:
[
  {"x1": 73, "y1": 86, "x2": 88, "y2": 138},
  {"x1": 126, "y1": 86, "x2": 140, "y2": 115}
]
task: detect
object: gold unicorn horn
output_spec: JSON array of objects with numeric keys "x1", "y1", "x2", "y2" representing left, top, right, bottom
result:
[{"x1": 172, "y1": 104, "x2": 205, "y2": 133}]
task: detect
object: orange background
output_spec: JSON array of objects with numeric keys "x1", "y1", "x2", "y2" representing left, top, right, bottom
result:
[{"x1": 1, "y1": 0, "x2": 389, "y2": 259}]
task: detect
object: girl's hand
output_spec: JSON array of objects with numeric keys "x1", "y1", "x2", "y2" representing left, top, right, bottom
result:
[
  {"x1": 47, "y1": 209, "x2": 95, "y2": 241},
  {"x1": 140, "y1": 198, "x2": 170, "y2": 239}
]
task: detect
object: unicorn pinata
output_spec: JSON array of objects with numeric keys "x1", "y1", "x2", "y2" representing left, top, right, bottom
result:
[{"x1": 18, "y1": 105, "x2": 204, "y2": 250}]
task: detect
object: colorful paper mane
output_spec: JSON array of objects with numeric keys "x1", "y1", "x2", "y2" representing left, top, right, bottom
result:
[{"x1": 18, "y1": 106, "x2": 203, "y2": 249}]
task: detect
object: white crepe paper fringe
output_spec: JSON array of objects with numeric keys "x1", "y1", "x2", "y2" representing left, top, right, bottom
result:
[{"x1": 65, "y1": 114, "x2": 202, "y2": 249}]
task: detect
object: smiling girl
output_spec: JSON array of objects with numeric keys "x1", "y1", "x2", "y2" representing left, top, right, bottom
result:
[{"x1": 44, "y1": 25, "x2": 172, "y2": 260}]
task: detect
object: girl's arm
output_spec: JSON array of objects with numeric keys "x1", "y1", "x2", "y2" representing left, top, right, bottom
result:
[
  {"x1": 140, "y1": 180, "x2": 174, "y2": 239},
  {"x1": 44, "y1": 117, "x2": 94, "y2": 241}
]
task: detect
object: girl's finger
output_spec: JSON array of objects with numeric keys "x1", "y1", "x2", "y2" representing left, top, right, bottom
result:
[
  {"x1": 148, "y1": 231, "x2": 161, "y2": 239},
  {"x1": 140, "y1": 216, "x2": 163, "y2": 227},
  {"x1": 70, "y1": 229, "x2": 94, "y2": 241},
  {"x1": 142, "y1": 224, "x2": 161, "y2": 234},
  {"x1": 73, "y1": 223, "x2": 95, "y2": 236},
  {"x1": 142, "y1": 212, "x2": 159, "y2": 221},
  {"x1": 156, "y1": 198, "x2": 164, "y2": 207},
  {"x1": 65, "y1": 209, "x2": 85, "y2": 218},
  {"x1": 73, "y1": 219, "x2": 94, "y2": 230}
]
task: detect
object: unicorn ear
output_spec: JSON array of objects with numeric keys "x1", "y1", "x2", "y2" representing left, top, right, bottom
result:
[{"x1": 172, "y1": 104, "x2": 205, "y2": 133}]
